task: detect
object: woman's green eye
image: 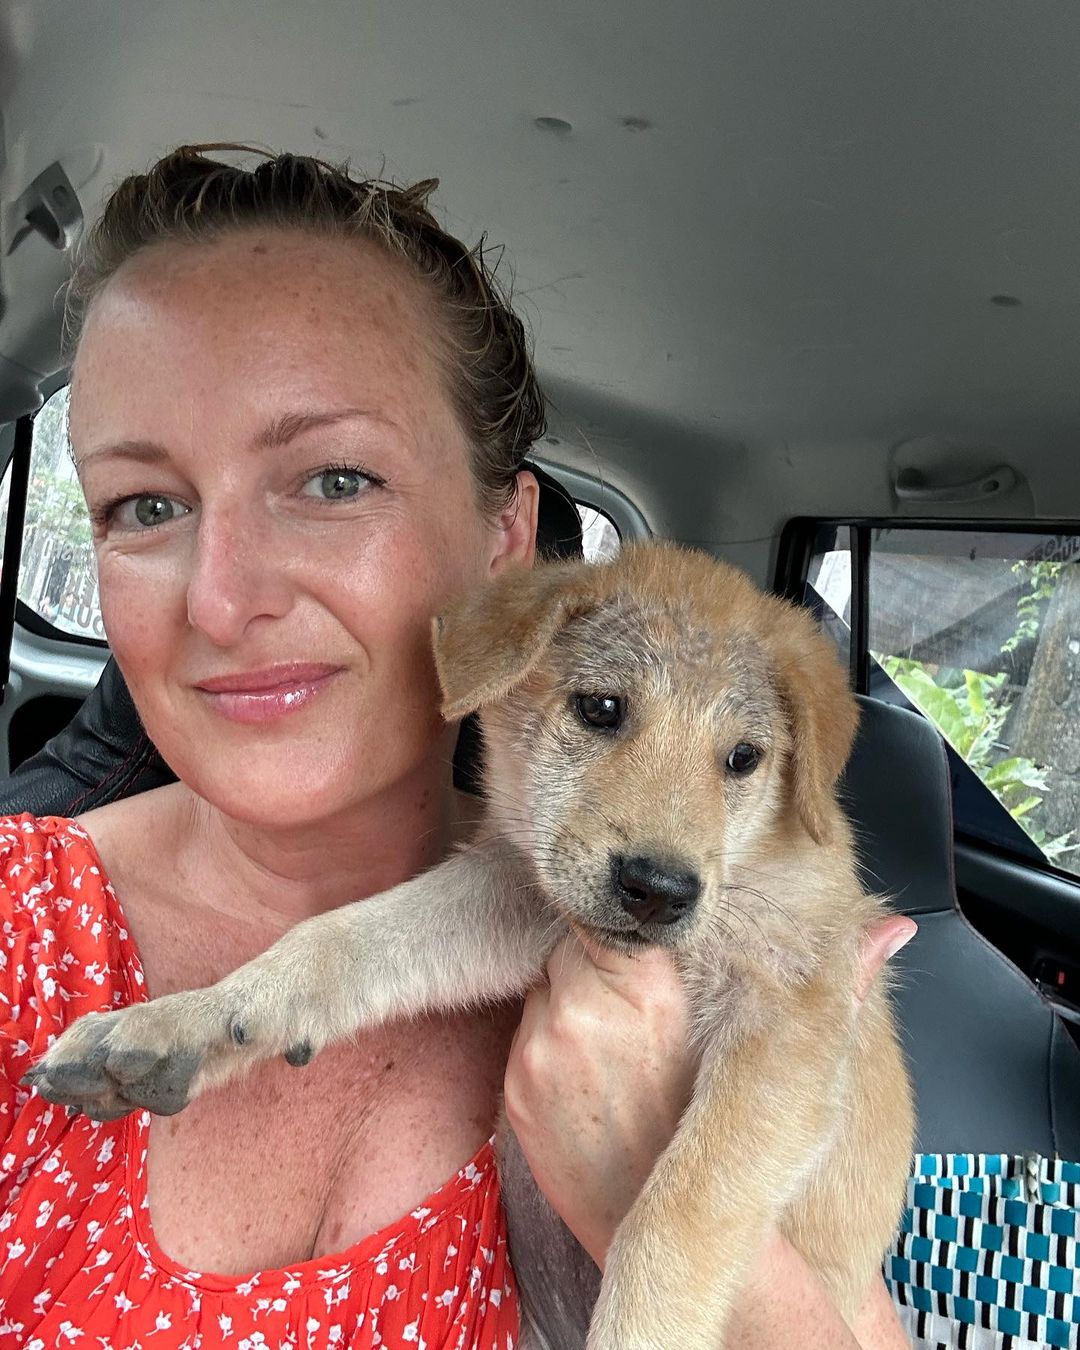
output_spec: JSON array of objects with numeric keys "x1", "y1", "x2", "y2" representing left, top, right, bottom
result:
[
  {"x1": 133, "y1": 495, "x2": 179, "y2": 527},
  {"x1": 304, "y1": 468, "x2": 368, "y2": 500},
  {"x1": 106, "y1": 495, "x2": 187, "y2": 530}
]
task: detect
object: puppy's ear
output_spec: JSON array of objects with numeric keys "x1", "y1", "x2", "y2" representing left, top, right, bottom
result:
[
  {"x1": 765, "y1": 603, "x2": 859, "y2": 844},
  {"x1": 433, "y1": 562, "x2": 592, "y2": 720}
]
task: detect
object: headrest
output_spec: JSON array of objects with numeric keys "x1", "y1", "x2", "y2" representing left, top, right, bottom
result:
[
  {"x1": 840, "y1": 696, "x2": 957, "y2": 916},
  {"x1": 528, "y1": 462, "x2": 584, "y2": 561}
]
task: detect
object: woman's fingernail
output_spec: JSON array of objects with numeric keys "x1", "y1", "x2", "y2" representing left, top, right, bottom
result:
[{"x1": 886, "y1": 926, "x2": 917, "y2": 960}]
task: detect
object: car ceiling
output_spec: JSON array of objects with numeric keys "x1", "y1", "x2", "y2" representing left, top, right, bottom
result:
[{"x1": 1, "y1": 0, "x2": 1079, "y2": 580}]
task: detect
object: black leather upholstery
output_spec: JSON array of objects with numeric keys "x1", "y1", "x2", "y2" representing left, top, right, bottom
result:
[
  {"x1": 842, "y1": 696, "x2": 1080, "y2": 1158},
  {"x1": 529, "y1": 465, "x2": 587, "y2": 565},
  {"x1": 0, "y1": 462, "x2": 583, "y2": 815},
  {"x1": 0, "y1": 658, "x2": 175, "y2": 817}
]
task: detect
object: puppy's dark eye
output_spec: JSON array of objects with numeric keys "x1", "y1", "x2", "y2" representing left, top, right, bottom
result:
[
  {"x1": 575, "y1": 694, "x2": 623, "y2": 731},
  {"x1": 726, "y1": 742, "x2": 761, "y2": 775}
]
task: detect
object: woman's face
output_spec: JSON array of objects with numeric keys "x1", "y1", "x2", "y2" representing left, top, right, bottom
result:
[{"x1": 69, "y1": 229, "x2": 537, "y2": 827}]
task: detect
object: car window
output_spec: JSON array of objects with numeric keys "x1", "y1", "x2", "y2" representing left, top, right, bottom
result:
[
  {"x1": 576, "y1": 504, "x2": 620, "y2": 562},
  {"x1": 0, "y1": 387, "x2": 104, "y2": 642},
  {"x1": 804, "y1": 523, "x2": 1080, "y2": 878}
]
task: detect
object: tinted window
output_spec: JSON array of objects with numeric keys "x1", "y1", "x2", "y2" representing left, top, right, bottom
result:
[
  {"x1": 0, "y1": 388, "x2": 104, "y2": 641},
  {"x1": 805, "y1": 525, "x2": 1080, "y2": 877}
]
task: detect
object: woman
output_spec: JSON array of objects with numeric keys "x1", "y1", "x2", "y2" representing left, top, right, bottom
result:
[{"x1": 0, "y1": 145, "x2": 914, "y2": 1348}]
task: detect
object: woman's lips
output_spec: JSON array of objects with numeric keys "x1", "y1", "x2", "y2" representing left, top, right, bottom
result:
[{"x1": 194, "y1": 663, "x2": 343, "y2": 724}]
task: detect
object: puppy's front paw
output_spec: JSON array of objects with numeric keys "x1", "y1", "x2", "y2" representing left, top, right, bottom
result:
[
  {"x1": 24, "y1": 960, "x2": 327, "y2": 1121},
  {"x1": 22, "y1": 992, "x2": 220, "y2": 1120}
]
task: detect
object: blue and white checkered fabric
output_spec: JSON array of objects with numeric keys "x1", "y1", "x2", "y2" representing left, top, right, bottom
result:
[{"x1": 885, "y1": 1154, "x2": 1080, "y2": 1349}]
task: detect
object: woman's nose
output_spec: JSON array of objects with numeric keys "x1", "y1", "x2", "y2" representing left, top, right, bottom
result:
[{"x1": 186, "y1": 510, "x2": 294, "y2": 646}]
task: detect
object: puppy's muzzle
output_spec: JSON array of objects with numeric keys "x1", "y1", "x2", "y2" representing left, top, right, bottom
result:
[{"x1": 611, "y1": 854, "x2": 701, "y2": 927}]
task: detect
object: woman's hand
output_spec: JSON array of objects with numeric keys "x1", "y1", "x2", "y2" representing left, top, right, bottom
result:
[
  {"x1": 503, "y1": 934, "x2": 696, "y2": 1265},
  {"x1": 853, "y1": 914, "x2": 918, "y2": 1006},
  {"x1": 503, "y1": 914, "x2": 917, "y2": 1268}
]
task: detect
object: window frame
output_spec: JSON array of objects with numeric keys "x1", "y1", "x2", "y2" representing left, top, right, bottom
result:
[
  {"x1": 535, "y1": 459, "x2": 652, "y2": 544},
  {"x1": 776, "y1": 514, "x2": 1080, "y2": 888},
  {"x1": 14, "y1": 596, "x2": 108, "y2": 650},
  {"x1": 0, "y1": 383, "x2": 108, "y2": 650}
]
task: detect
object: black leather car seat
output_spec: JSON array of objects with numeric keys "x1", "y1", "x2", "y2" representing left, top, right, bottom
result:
[
  {"x1": 0, "y1": 462, "x2": 584, "y2": 815},
  {"x1": 842, "y1": 695, "x2": 1080, "y2": 1158}
]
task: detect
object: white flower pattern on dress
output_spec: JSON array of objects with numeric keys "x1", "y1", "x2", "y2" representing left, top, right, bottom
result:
[{"x1": 0, "y1": 816, "x2": 518, "y2": 1348}]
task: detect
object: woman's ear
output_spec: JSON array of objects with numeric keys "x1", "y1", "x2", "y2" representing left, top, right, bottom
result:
[
  {"x1": 489, "y1": 470, "x2": 540, "y2": 574},
  {"x1": 433, "y1": 560, "x2": 590, "y2": 720}
]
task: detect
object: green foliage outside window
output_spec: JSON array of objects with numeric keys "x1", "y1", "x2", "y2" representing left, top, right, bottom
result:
[{"x1": 878, "y1": 560, "x2": 1076, "y2": 865}]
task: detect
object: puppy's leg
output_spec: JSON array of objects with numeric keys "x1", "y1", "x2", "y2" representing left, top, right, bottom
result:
[
  {"x1": 587, "y1": 983, "x2": 852, "y2": 1350},
  {"x1": 27, "y1": 837, "x2": 555, "y2": 1120},
  {"x1": 781, "y1": 987, "x2": 914, "y2": 1320},
  {"x1": 497, "y1": 1122, "x2": 601, "y2": 1350}
]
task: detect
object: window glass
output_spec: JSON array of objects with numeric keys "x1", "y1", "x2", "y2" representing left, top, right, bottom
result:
[
  {"x1": 804, "y1": 524, "x2": 851, "y2": 671},
  {"x1": 576, "y1": 504, "x2": 620, "y2": 561},
  {"x1": 805, "y1": 525, "x2": 1080, "y2": 877},
  {"x1": 0, "y1": 388, "x2": 105, "y2": 641}
]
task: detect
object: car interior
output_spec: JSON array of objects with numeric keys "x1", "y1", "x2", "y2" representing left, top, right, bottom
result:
[{"x1": 1, "y1": 0, "x2": 1078, "y2": 1225}]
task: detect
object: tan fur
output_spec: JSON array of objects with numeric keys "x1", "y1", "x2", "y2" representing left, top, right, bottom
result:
[{"x1": 29, "y1": 540, "x2": 915, "y2": 1348}]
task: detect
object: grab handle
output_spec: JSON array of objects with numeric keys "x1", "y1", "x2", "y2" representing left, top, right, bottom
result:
[{"x1": 894, "y1": 464, "x2": 1017, "y2": 504}]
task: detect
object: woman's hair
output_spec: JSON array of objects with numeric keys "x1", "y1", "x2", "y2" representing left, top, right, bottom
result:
[{"x1": 64, "y1": 143, "x2": 546, "y2": 513}]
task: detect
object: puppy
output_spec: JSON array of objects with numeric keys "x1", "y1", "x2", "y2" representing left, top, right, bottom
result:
[{"x1": 27, "y1": 541, "x2": 915, "y2": 1349}]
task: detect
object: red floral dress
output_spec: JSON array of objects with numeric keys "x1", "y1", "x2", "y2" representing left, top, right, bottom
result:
[{"x1": 0, "y1": 814, "x2": 518, "y2": 1349}]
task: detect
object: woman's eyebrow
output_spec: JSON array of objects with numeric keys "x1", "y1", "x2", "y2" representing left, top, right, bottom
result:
[
  {"x1": 77, "y1": 440, "x2": 170, "y2": 467},
  {"x1": 253, "y1": 407, "x2": 392, "y2": 450},
  {"x1": 78, "y1": 409, "x2": 399, "y2": 467}
]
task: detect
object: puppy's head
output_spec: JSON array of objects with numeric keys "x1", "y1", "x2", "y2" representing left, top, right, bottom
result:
[{"x1": 434, "y1": 542, "x2": 858, "y2": 952}]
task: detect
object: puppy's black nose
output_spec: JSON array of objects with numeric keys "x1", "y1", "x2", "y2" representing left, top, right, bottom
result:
[{"x1": 613, "y1": 855, "x2": 701, "y2": 926}]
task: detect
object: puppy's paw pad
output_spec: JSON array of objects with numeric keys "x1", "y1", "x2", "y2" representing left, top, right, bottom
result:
[{"x1": 25, "y1": 998, "x2": 212, "y2": 1118}]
